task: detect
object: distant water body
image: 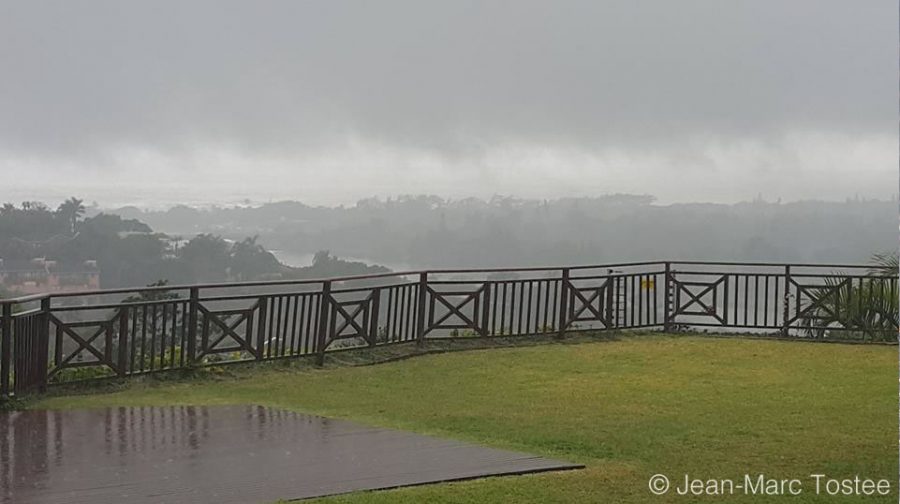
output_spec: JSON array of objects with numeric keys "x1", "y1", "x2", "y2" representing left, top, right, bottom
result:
[{"x1": 268, "y1": 250, "x2": 415, "y2": 274}]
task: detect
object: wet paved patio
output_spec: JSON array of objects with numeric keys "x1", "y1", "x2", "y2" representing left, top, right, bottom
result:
[{"x1": 1, "y1": 405, "x2": 581, "y2": 503}]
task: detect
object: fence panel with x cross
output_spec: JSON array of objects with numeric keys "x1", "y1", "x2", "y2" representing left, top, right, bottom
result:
[{"x1": 0, "y1": 260, "x2": 895, "y2": 398}]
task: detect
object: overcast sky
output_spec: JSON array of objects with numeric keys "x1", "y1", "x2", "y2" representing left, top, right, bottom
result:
[{"x1": 0, "y1": 1, "x2": 896, "y2": 208}]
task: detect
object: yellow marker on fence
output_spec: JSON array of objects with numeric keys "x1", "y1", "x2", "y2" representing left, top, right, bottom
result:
[{"x1": 641, "y1": 278, "x2": 655, "y2": 290}]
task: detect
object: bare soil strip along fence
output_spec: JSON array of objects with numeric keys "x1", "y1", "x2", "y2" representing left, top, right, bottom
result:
[{"x1": 1, "y1": 261, "x2": 895, "y2": 398}]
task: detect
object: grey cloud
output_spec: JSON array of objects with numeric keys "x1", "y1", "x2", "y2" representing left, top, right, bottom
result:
[{"x1": 0, "y1": 1, "x2": 895, "y2": 205}]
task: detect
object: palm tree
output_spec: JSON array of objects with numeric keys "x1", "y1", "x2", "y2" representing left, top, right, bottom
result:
[
  {"x1": 800, "y1": 252, "x2": 898, "y2": 341},
  {"x1": 867, "y1": 252, "x2": 898, "y2": 276},
  {"x1": 57, "y1": 197, "x2": 85, "y2": 234}
]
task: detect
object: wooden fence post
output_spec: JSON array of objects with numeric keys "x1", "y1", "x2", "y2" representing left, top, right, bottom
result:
[
  {"x1": 39, "y1": 297, "x2": 51, "y2": 391},
  {"x1": 255, "y1": 296, "x2": 268, "y2": 360},
  {"x1": 480, "y1": 281, "x2": 491, "y2": 337},
  {"x1": 605, "y1": 269, "x2": 615, "y2": 328},
  {"x1": 117, "y1": 304, "x2": 129, "y2": 377},
  {"x1": 316, "y1": 281, "x2": 332, "y2": 366},
  {"x1": 186, "y1": 287, "x2": 199, "y2": 365},
  {"x1": 781, "y1": 265, "x2": 791, "y2": 337},
  {"x1": 368, "y1": 290, "x2": 380, "y2": 347},
  {"x1": 0, "y1": 303, "x2": 11, "y2": 400},
  {"x1": 557, "y1": 268, "x2": 570, "y2": 339},
  {"x1": 663, "y1": 262, "x2": 672, "y2": 332},
  {"x1": 416, "y1": 272, "x2": 428, "y2": 346}
]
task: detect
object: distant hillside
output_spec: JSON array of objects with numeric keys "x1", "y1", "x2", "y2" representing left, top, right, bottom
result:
[
  {"x1": 108, "y1": 194, "x2": 896, "y2": 268},
  {"x1": 0, "y1": 200, "x2": 392, "y2": 290}
]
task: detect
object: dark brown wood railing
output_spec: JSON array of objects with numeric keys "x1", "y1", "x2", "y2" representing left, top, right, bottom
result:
[{"x1": 1, "y1": 260, "x2": 896, "y2": 398}]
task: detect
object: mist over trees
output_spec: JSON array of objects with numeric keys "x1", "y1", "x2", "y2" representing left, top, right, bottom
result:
[
  {"x1": 1, "y1": 193, "x2": 892, "y2": 292},
  {"x1": 112, "y1": 194, "x2": 896, "y2": 269},
  {"x1": 0, "y1": 200, "x2": 387, "y2": 289}
]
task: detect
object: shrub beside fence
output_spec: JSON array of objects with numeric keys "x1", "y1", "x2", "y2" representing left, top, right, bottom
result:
[{"x1": 1, "y1": 260, "x2": 896, "y2": 398}]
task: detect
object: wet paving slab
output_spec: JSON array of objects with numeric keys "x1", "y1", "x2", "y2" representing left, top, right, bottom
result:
[{"x1": 0, "y1": 405, "x2": 582, "y2": 503}]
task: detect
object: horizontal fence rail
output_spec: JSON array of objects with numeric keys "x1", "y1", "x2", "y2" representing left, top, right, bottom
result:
[{"x1": 0, "y1": 260, "x2": 896, "y2": 398}]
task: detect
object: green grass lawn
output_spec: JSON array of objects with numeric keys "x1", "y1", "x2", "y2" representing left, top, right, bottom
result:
[{"x1": 31, "y1": 334, "x2": 898, "y2": 503}]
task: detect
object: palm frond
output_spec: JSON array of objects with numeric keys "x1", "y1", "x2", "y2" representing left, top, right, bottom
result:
[
  {"x1": 868, "y1": 251, "x2": 898, "y2": 277},
  {"x1": 799, "y1": 264, "x2": 897, "y2": 342}
]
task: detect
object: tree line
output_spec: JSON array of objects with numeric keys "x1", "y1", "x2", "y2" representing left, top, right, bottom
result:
[
  {"x1": 114, "y1": 194, "x2": 897, "y2": 268},
  {"x1": 0, "y1": 198, "x2": 388, "y2": 290}
]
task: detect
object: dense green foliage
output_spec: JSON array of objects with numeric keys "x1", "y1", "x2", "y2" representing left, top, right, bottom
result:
[
  {"x1": 34, "y1": 336, "x2": 896, "y2": 503},
  {"x1": 800, "y1": 253, "x2": 899, "y2": 341},
  {"x1": 0, "y1": 198, "x2": 389, "y2": 289}
]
